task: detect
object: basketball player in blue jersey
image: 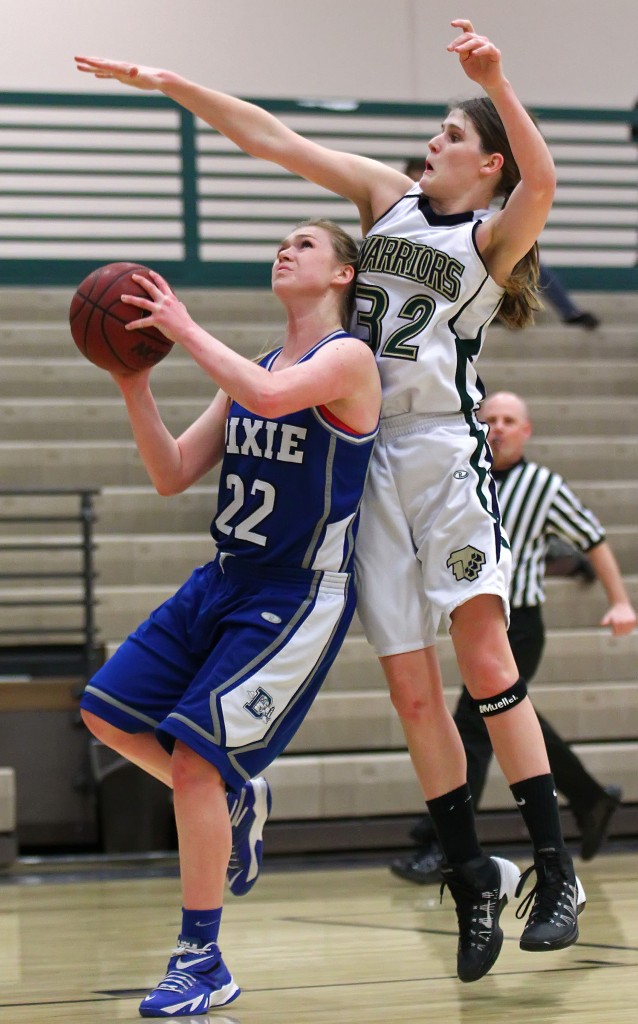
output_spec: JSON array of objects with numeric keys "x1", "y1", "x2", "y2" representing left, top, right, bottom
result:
[
  {"x1": 79, "y1": 219, "x2": 381, "y2": 1017},
  {"x1": 76, "y1": 17, "x2": 584, "y2": 984}
]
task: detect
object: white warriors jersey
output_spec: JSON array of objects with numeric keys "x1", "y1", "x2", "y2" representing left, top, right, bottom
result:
[{"x1": 352, "y1": 185, "x2": 505, "y2": 419}]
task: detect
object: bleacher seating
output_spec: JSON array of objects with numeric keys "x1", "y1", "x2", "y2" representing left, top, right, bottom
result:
[
  {"x1": 0, "y1": 285, "x2": 636, "y2": 853},
  {"x1": 0, "y1": 767, "x2": 17, "y2": 867}
]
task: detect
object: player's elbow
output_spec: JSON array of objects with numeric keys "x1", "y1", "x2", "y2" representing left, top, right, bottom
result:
[
  {"x1": 154, "y1": 481, "x2": 179, "y2": 497},
  {"x1": 251, "y1": 123, "x2": 307, "y2": 171},
  {"x1": 250, "y1": 134, "x2": 283, "y2": 163},
  {"x1": 153, "y1": 474, "x2": 187, "y2": 498},
  {"x1": 531, "y1": 166, "x2": 557, "y2": 204},
  {"x1": 244, "y1": 381, "x2": 292, "y2": 420},
  {"x1": 540, "y1": 176, "x2": 557, "y2": 204}
]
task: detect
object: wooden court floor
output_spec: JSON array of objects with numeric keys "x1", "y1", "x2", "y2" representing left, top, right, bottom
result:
[{"x1": 1, "y1": 848, "x2": 637, "y2": 1024}]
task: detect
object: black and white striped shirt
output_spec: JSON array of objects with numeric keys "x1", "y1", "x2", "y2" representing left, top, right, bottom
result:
[{"x1": 494, "y1": 460, "x2": 605, "y2": 609}]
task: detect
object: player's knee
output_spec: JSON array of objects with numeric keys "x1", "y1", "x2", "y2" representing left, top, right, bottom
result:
[
  {"x1": 388, "y1": 678, "x2": 445, "y2": 723},
  {"x1": 390, "y1": 689, "x2": 426, "y2": 722},
  {"x1": 171, "y1": 742, "x2": 222, "y2": 792},
  {"x1": 460, "y1": 647, "x2": 518, "y2": 697},
  {"x1": 80, "y1": 707, "x2": 112, "y2": 743},
  {"x1": 381, "y1": 651, "x2": 446, "y2": 722}
]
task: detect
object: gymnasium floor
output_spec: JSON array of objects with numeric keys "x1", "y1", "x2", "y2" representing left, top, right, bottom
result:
[{"x1": 1, "y1": 844, "x2": 636, "y2": 1024}]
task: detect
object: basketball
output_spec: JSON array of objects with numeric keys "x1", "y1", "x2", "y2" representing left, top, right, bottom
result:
[{"x1": 69, "y1": 262, "x2": 174, "y2": 373}]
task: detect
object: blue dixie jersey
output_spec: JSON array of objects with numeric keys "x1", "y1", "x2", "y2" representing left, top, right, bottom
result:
[
  {"x1": 352, "y1": 185, "x2": 505, "y2": 419},
  {"x1": 211, "y1": 331, "x2": 378, "y2": 572}
]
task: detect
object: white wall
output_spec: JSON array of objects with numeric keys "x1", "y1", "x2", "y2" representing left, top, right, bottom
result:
[{"x1": 4, "y1": 0, "x2": 637, "y2": 107}]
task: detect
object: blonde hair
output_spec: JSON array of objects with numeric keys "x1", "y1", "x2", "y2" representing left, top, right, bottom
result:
[{"x1": 292, "y1": 218, "x2": 359, "y2": 328}]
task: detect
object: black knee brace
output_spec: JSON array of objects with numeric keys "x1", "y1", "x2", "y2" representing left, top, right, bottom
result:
[{"x1": 474, "y1": 677, "x2": 527, "y2": 717}]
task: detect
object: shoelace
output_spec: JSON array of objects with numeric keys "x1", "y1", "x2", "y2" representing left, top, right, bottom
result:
[
  {"x1": 171, "y1": 939, "x2": 211, "y2": 957},
  {"x1": 515, "y1": 861, "x2": 571, "y2": 923},
  {"x1": 150, "y1": 941, "x2": 220, "y2": 991},
  {"x1": 154, "y1": 969, "x2": 201, "y2": 993},
  {"x1": 227, "y1": 850, "x2": 242, "y2": 873},
  {"x1": 440, "y1": 881, "x2": 497, "y2": 948}
]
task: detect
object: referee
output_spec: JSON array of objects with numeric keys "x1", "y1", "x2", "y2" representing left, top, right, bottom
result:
[{"x1": 392, "y1": 391, "x2": 636, "y2": 883}]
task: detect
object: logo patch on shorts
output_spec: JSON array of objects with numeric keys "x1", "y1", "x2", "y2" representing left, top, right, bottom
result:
[
  {"x1": 453, "y1": 469, "x2": 469, "y2": 479},
  {"x1": 446, "y1": 544, "x2": 486, "y2": 582},
  {"x1": 261, "y1": 611, "x2": 282, "y2": 624},
  {"x1": 244, "y1": 686, "x2": 276, "y2": 722}
]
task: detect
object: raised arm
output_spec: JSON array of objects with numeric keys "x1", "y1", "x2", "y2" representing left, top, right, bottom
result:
[
  {"x1": 114, "y1": 368, "x2": 228, "y2": 496},
  {"x1": 449, "y1": 19, "x2": 556, "y2": 282},
  {"x1": 74, "y1": 57, "x2": 409, "y2": 233},
  {"x1": 121, "y1": 271, "x2": 380, "y2": 436}
]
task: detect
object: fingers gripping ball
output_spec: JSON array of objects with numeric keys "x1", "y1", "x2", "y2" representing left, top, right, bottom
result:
[{"x1": 69, "y1": 262, "x2": 174, "y2": 373}]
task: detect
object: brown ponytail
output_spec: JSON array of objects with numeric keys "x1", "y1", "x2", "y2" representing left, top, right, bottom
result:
[{"x1": 456, "y1": 98, "x2": 543, "y2": 329}]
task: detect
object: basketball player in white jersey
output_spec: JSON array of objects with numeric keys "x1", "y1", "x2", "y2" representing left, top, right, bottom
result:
[
  {"x1": 79, "y1": 220, "x2": 381, "y2": 1016},
  {"x1": 76, "y1": 18, "x2": 586, "y2": 983}
]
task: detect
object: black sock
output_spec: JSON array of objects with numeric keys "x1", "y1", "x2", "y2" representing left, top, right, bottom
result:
[
  {"x1": 510, "y1": 773, "x2": 566, "y2": 855},
  {"x1": 426, "y1": 784, "x2": 482, "y2": 865}
]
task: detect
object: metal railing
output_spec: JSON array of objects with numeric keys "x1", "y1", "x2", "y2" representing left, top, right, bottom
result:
[
  {"x1": 0, "y1": 91, "x2": 637, "y2": 290},
  {"x1": 0, "y1": 488, "x2": 100, "y2": 681}
]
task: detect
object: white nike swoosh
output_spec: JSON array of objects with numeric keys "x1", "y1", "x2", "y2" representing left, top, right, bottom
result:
[
  {"x1": 176, "y1": 955, "x2": 215, "y2": 969},
  {"x1": 515, "y1": 797, "x2": 526, "y2": 806},
  {"x1": 142, "y1": 994, "x2": 207, "y2": 1013}
]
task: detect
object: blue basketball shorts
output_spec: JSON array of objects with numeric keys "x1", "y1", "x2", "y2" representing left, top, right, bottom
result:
[{"x1": 81, "y1": 555, "x2": 355, "y2": 793}]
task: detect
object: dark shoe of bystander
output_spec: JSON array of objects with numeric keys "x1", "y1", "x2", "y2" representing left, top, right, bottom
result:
[
  {"x1": 575, "y1": 785, "x2": 622, "y2": 861},
  {"x1": 563, "y1": 311, "x2": 600, "y2": 329},
  {"x1": 390, "y1": 841, "x2": 444, "y2": 885}
]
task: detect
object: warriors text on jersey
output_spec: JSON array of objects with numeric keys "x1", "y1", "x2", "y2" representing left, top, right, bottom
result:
[
  {"x1": 211, "y1": 331, "x2": 378, "y2": 572},
  {"x1": 352, "y1": 185, "x2": 505, "y2": 419}
]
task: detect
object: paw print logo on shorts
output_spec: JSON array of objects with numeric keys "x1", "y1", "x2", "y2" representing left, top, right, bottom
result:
[{"x1": 446, "y1": 544, "x2": 486, "y2": 582}]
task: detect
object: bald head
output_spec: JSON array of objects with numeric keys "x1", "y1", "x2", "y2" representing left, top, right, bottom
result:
[{"x1": 479, "y1": 391, "x2": 532, "y2": 470}]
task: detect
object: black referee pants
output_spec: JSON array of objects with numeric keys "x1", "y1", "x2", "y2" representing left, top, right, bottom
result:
[{"x1": 413, "y1": 605, "x2": 608, "y2": 845}]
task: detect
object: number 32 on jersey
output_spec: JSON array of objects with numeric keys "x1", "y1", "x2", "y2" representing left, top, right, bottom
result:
[{"x1": 355, "y1": 283, "x2": 435, "y2": 361}]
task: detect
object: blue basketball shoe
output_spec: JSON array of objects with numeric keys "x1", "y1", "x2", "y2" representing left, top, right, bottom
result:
[
  {"x1": 227, "y1": 776, "x2": 272, "y2": 896},
  {"x1": 139, "y1": 937, "x2": 239, "y2": 1017}
]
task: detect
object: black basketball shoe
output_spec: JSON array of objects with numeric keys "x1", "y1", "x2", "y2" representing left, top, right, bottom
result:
[
  {"x1": 516, "y1": 848, "x2": 586, "y2": 951},
  {"x1": 440, "y1": 855, "x2": 520, "y2": 982}
]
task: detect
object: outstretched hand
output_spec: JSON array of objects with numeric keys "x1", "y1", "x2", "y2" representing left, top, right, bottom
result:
[
  {"x1": 448, "y1": 19, "x2": 504, "y2": 90},
  {"x1": 74, "y1": 56, "x2": 165, "y2": 91},
  {"x1": 122, "y1": 271, "x2": 195, "y2": 345}
]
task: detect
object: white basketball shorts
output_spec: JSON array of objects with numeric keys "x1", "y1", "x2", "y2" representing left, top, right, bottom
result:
[{"x1": 355, "y1": 412, "x2": 511, "y2": 656}]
